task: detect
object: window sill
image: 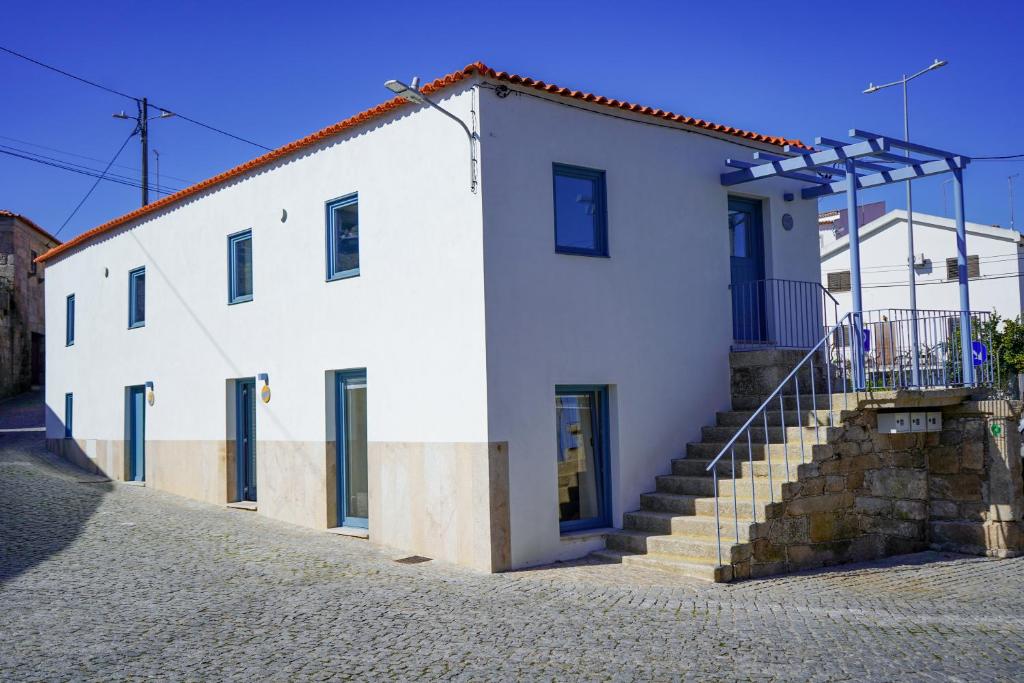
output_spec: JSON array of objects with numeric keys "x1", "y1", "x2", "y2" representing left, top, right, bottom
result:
[
  {"x1": 326, "y1": 269, "x2": 360, "y2": 282},
  {"x1": 560, "y1": 526, "x2": 616, "y2": 542},
  {"x1": 128, "y1": 322, "x2": 145, "y2": 330},
  {"x1": 327, "y1": 526, "x2": 369, "y2": 539},
  {"x1": 554, "y1": 248, "x2": 610, "y2": 258},
  {"x1": 228, "y1": 296, "x2": 253, "y2": 306}
]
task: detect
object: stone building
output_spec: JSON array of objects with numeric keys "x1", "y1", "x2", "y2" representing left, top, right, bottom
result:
[{"x1": 0, "y1": 210, "x2": 60, "y2": 398}]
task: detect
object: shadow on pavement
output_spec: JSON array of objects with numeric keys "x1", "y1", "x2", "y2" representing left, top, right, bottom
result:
[{"x1": 0, "y1": 391, "x2": 112, "y2": 585}]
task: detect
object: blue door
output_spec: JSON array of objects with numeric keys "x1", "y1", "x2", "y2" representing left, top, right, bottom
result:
[
  {"x1": 335, "y1": 371, "x2": 368, "y2": 528},
  {"x1": 127, "y1": 385, "x2": 146, "y2": 481},
  {"x1": 236, "y1": 379, "x2": 257, "y2": 501},
  {"x1": 729, "y1": 197, "x2": 767, "y2": 344}
]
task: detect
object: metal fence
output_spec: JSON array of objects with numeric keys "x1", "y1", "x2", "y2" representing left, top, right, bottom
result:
[{"x1": 731, "y1": 279, "x2": 840, "y2": 350}]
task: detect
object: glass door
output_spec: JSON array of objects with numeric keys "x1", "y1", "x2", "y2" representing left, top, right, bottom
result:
[
  {"x1": 556, "y1": 386, "x2": 610, "y2": 532},
  {"x1": 127, "y1": 385, "x2": 146, "y2": 481},
  {"x1": 336, "y1": 371, "x2": 368, "y2": 528}
]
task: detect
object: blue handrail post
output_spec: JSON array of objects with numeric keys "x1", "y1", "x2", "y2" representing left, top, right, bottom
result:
[
  {"x1": 953, "y1": 167, "x2": 974, "y2": 386},
  {"x1": 845, "y1": 159, "x2": 866, "y2": 389}
]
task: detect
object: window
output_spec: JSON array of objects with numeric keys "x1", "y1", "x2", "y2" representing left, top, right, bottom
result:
[
  {"x1": 326, "y1": 195, "x2": 359, "y2": 280},
  {"x1": 228, "y1": 230, "x2": 253, "y2": 303},
  {"x1": 556, "y1": 385, "x2": 611, "y2": 533},
  {"x1": 128, "y1": 267, "x2": 146, "y2": 328},
  {"x1": 64, "y1": 393, "x2": 73, "y2": 438},
  {"x1": 29, "y1": 251, "x2": 37, "y2": 276},
  {"x1": 553, "y1": 163, "x2": 608, "y2": 256},
  {"x1": 65, "y1": 294, "x2": 75, "y2": 346},
  {"x1": 946, "y1": 255, "x2": 980, "y2": 280},
  {"x1": 827, "y1": 270, "x2": 851, "y2": 293}
]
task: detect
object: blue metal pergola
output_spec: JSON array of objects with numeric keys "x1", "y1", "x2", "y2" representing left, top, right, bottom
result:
[{"x1": 720, "y1": 130, "x2": 973, "y2": 389}]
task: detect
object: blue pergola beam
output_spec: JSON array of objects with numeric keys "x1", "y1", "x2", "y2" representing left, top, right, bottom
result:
[
  {"x1": 720, "y1": 138, "x2": 889, "y2": 186},
  {"x1": 850, "y1": 129, "x2": 960, "y2": 160},
  {"x1": 724, "y1": 159, "x2": 829, "y2": 185},
  {"x1": 810, "y1": 139, "x2": 911, "y2": 171},
  {"x1": 801, "y1": 156, "x2": 969, "y2": 199}
]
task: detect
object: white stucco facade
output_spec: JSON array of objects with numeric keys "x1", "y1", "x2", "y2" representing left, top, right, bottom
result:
[
  {"x1": 821, "y1": 210, "x2": 1024, "y2": 318},
  {"x1": 43, "y1": 73, "x2": 820, "y2": 571}
]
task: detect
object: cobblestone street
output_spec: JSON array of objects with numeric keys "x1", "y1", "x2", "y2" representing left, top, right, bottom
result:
[{"x1": 1, "y1": 393, "x2": 1023, "y2": 681}]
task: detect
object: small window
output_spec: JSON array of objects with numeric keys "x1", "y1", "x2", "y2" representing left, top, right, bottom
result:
[
  {"x1": 556, "y1": 385, "x2": 611, "y2": 532},
  {"x1": 66, "y1": 294, "x2": 75, "y2": 346},
  {"x1": 553, "y1": 163, "x2": 608, "y2": 257},
  {"x1": 29, "y1": 251, "x2": 37, "y2": 276},
  {"x1": 64, "y1": 393, "x2": 73, "y2": 438},
  {"x1": 326, "y1": 195, "x2": 360, "y2": 280},
  {"x1": 128, "y1": 267, "x2": 146, "y2": 328},
  {"x1": 228, "y1": 230, "x2": 254, "y2": 303},
  {"x1": 827, "y1": 271, "x2": 851, "y2": 293},
  {"x1": 946, "y1": 255, "x2": 980, "y2": 280}
]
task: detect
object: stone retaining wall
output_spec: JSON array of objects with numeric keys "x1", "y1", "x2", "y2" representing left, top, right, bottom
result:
[{"x1": 737, "y1": 395, "x2": 1024, "y2": 579}]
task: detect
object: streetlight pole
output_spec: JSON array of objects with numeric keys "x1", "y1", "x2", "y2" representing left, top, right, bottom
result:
[
  {"x1": 113, "y1": 100, "x2": 174, "y2": 207},
  {"x1": 864, "y1": 58, "x2": 947, "y2": 386}
]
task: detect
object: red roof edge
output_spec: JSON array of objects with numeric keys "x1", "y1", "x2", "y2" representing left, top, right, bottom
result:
[{"x1": 37, "y1": 61, "x2": 808, "y2": 264}]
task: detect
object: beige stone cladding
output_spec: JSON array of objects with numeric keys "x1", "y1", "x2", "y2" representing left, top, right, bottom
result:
[{"x1": 368, "y1": 441, "x2": 511, "y2": 572}]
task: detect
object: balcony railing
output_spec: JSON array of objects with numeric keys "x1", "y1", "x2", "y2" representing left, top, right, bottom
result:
[{"x1": 730, "y1": 279, "x2": 840, "y2": 350}]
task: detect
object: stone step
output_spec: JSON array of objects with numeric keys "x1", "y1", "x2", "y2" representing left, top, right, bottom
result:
[
  {"x1": 701, "y1": 424, "x2": 838, "y2": 444},
  {"x1": 655, "y1": 474, "x2": 783, "y2": 498},
  {"x1": 686, "y1": 440, "x2": 822, "y2": 462},
  {"x1": 716, "y1": 409, "x2": 834, "y2": 428},
  {"x1": 606, "y1": 529, "x2": 746, "y2": 564},
  {"x1": 732, "y1": 393, "x2": 842, "y2": 411},
  {"x1": 639, "y1": 491, "x2": 762, "y2": 518},
  {"x1": 621, "y1": 552, "x2": 732, "y2": 582},
  {"x1": 671, "y1": 457, "x2": 796, "y2": 479},
  {"x1": 623, "y1": 510, "x2": 754, "y2": 541}
]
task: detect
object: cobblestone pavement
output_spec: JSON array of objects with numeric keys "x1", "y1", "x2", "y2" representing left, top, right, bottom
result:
[{"x1": 2, "y1": 401, "x2": 1023, "y2": 681}]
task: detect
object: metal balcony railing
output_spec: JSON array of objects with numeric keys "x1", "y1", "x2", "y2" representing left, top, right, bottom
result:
[{"x1": 730, "y1": 279, "x2": 841, "y2": 351}]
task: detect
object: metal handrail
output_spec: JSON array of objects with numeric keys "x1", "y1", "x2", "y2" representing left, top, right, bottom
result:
[{"x1": 730, "y1": 278, "x2": 841, "y2": 351}]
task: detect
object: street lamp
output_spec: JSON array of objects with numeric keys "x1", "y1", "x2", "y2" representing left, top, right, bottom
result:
[
  {"x1": 385, "y1": 76, "x2": 478, "y2": 193},
  {"x1": 863, "y1": 58, "x2": 948, "y2": 386},
  {"x1": 113, "y1": 98, "x2": 175, "y2": 206}
]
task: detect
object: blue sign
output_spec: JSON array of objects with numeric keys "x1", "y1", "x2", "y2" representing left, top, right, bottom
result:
[
  {"x1": 862, "y1": 329, "x2": 871, "y2": 352},
  {"x1": 971, "y1": 340, "x2": 988, "y2": 366}
]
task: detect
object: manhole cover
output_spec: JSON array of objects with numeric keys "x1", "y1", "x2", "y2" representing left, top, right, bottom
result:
[{"x1": 394, "y1": 555, "x2": 432, "y2": 565}]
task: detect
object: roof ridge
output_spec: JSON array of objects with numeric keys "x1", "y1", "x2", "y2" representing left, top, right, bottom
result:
[{"x1": 37, "y1": 61, "x2": 806, "y2": 264}]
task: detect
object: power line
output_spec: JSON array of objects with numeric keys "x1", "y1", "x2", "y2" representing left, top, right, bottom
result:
[
  {"x1": 0, "y1": 134, "x2": 193, "y2": 183},
  {"x1": 0, "y1": 143, "x2": 181, "y2": 193},
  {"x1": 974, "y1": 153, "x2": 1024, "y2": 160},
  {"x1": 0, "y1": 147, "x2": 160, "y2": 192},
  {"x1": 0, "y1": 44, "x2": 272, "y2": 151},
  {"x1": 56, "y1": 132, "x2": 137, "y2": 237}
]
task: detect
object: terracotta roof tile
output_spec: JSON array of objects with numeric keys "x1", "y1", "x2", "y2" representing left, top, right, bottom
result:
[{"x1": 37, "y1": 61, "x2": 807, "y2": 264}]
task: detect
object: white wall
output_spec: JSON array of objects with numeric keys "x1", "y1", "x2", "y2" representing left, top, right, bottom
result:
[
  {"x1": 821, "y1": 211, "x2": 1024, "y2": 318},
  {"x1": 45, "y1": 84, "x2": 488, "y2": 448},
  {"x1": 478, "y1": 86, "x2": 820, "y2": 568}
]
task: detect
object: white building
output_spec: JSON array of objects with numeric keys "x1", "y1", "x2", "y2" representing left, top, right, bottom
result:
[
  {"x1": 39, "y1": 62, "x2": 821, "y2": 572},
  {"x1": 821, "y1": 209, "x2": 1024, "y2": 318}
]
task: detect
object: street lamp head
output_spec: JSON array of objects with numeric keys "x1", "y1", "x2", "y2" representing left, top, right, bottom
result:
[
  {"x1": 863, "y1": 83, "x2": 879, "y2": 94},
  {"x1": 159, "y1": 110, "x2": 174, "y2": 119},
  {"x1": 112, "y1": 110, "x2": 131, "y2": 119},
  {"x1": 929, "y1": 58, "x2": 948, "y2": 70},
  {"x1": 385, "y1": 78, "x2": 427, "y2": 104}
]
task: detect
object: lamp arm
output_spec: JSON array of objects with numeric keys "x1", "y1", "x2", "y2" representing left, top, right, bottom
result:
[{"x1": 417, "y1": 91, "x2": 479, "y2": 193}]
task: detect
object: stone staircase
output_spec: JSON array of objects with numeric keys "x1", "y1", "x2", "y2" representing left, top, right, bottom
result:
[{"x1": 595, "y1": 350, "x2": 837, "y2": 581}]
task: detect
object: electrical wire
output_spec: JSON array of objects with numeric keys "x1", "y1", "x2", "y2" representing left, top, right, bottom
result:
[
  {"x1": 0, "y1": 143, "x2": 181, "y2": 193},
  {"x1": 55, "y1": 132, "x2": 138, "y2": 237},
  {"x1": 0, "y1": 44, "x2": 272, "y2": 151},
  {"x1": 0, "y1": 134, "x2": 193, "y2": 184}
]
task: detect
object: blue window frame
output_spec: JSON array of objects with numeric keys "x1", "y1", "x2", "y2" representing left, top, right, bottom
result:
[
  {"x1": 65, "y1": 294, "x2": 75, "y2": 346},
  {"x1": 334, "y1": 370, "x2": 368, "y2": 528},
  {"x1": 326, "y1": 194, "x2": 359, "y2": 281},
  {"x1": 556, "y1": 385, "x2": 611, "y2": 533},
  {"x1": 228, "y1": 230, "x2": 253, "y2": 304},
  {"x1": 128, "y1": 267, "x2": 146, "y2": 328},
  {"x1": 553, "y1": 163, "x2": 608, "y2": 257},
  {"x1": 64, "y1": 393, "x2": 73, "y2": 438}
]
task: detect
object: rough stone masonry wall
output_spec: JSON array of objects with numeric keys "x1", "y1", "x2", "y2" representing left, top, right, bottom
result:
[{"x1": 736, "y1": 396, "x2": 1024, "y2": 580}]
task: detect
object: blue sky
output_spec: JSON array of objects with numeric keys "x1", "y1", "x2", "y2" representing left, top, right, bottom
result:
[{"x1": 2, "y1": 0, "x2": 1022, "y2": 241}]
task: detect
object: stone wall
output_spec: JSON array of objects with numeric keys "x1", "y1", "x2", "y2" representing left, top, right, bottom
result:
[
  {"x1": 738, "y1": 394, "x2": 1024, "y2": 579},
  {"x1": 0, "y1": 214, "x2": 58, "y2": 398}
]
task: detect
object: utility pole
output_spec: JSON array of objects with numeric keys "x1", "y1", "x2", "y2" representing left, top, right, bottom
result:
[
  {"x1": 1010, "y1": 173, "x2": 1020, "y2": 230},
  {"x1": 114, "y1": 100, "x2": 172, "y2": 207}
]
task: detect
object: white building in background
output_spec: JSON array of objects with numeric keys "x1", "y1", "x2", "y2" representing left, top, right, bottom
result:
[
  {"x1": 821, "y1": 209, "x2": 1024, "y2": 319},
  {"x1": 39, "y1": 62, "x2": 821, "y2": 572}
]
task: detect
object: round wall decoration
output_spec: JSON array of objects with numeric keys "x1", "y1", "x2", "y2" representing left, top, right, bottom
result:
[
  {"x1": 782, "y1": 213, "x2": 795, "y2": 231},
  {"x1": 261, "y1": 384, "x2": 272, "y2": 404},
  {"x1": 146, "y1": 389, "x2": 155, "y2": 406}
]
